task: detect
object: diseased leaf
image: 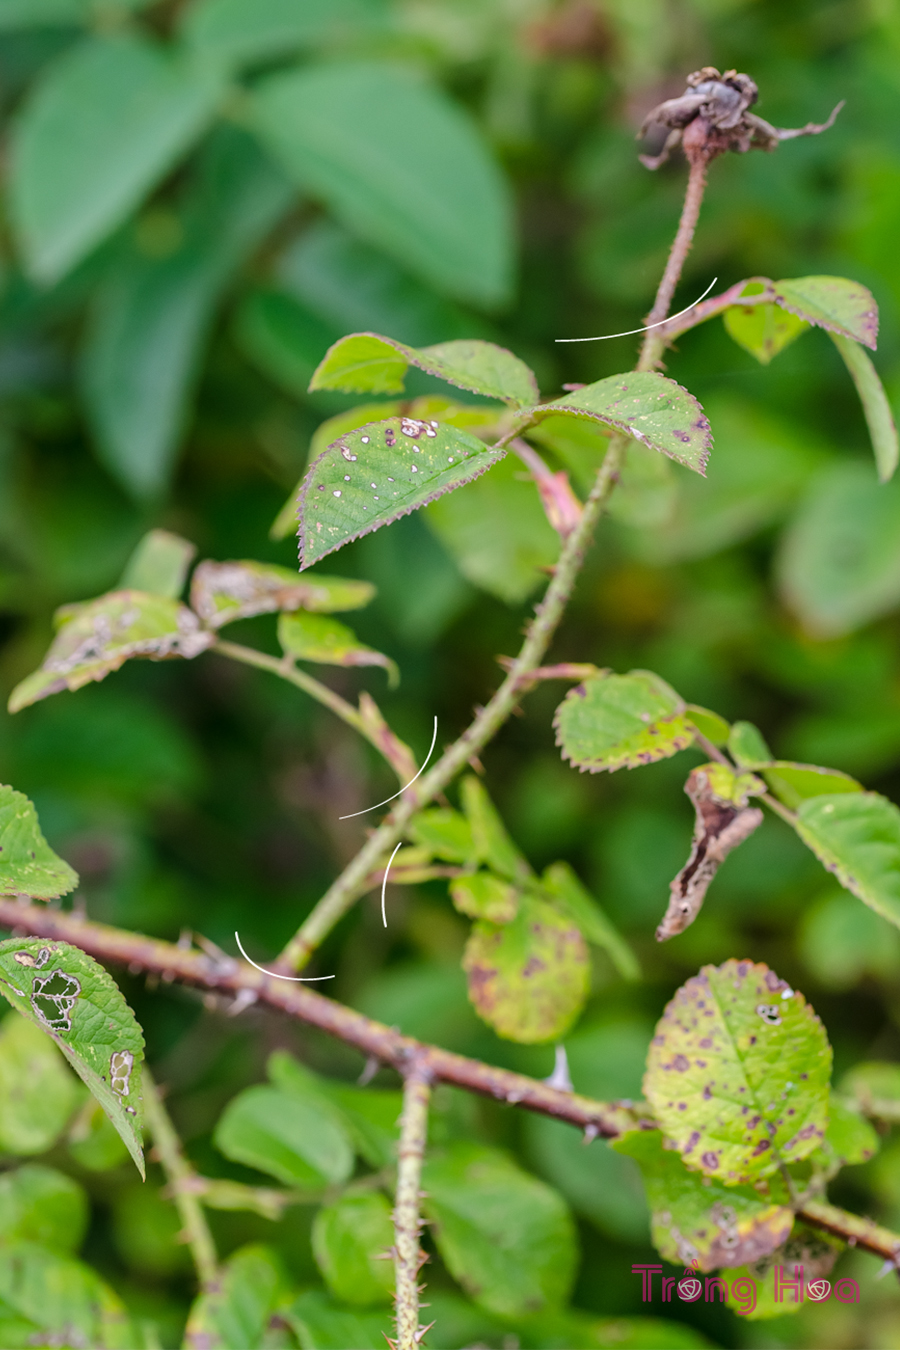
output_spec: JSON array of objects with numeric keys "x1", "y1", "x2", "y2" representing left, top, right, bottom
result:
[
  {"x1": 0, "y1": 1164, "x2": 88, "y2": 1253},
  {"x1": 407, "y1": 808, "x2": 476, "y2": 864},
  {"x1": 8, "y1": 590, "x2": 214, "y2": 713},
  {"x1": 119, "y1": 529, "x2": 196, "y2": 599},
  {"x1": 0, "y1": 783, "x2": 78, "y2": 899},
  {"x1": 794, "y1": 791, "x2": 900, "y2": 929},
  {"x1": 310, "y1": 332, "x2": 537, "y2": 407},
  {"x1": 613, "y1": 1130, "x2": 793, "y2": 1272},
  {"x1": 181, "y1": 0, "x2": 383, "y2": 73},
  {"x1": 451, "y1": 872, "x2": 520, "y2": 923},
  {"x1": 773, "y1": 275, "x2": 878, "y2": 349},
  {"x1": 214, "y1": 1083, "x2": 353, "y2": 1187},
  {"x1": 0, "y1": 1017, "x2": 81, "y2": 1156},
  {"x1": 554, "y1": 670, "x2": 692, "y2": 774},
  {"x1": 191, "y1": 559, "x2": 374, "y2": 628},
  {"x1": 534, "y1": 372, "x2": 711, "y2": 475},
  {"x1": 10, "y1": 33, "x2": 221, "y2": 283},
  {"x1": 183, "y1": 1244, "x2": 286, "y2": 1350},
  {"x1": 249, "y1": 61, "x2": 513, "y2": 306},
  {"x1": 283, "y1": 1289, "x2": 390, "y2": 1350},
  {"x1": 724, "y1": 295, "x2": 809, "y2": 364},
  {"x1": 0, "y1": 1242, "x2": 133, "y2": 1349},
  {"x1": 685, "y1": 705, "x2": 730, "y2": 747},
  {"x1": 643, "y1": 959, "x2": 832, "y2": 1183},
  {"x1": 278, "y1": 611, "x2": 397, "y2": 686},
  {"x1": 540, "y1": 861, "x2": 638, "y2": 980},
  {"x1": 728, "y1": 721, "x2": 772, "y2": 768},
  {"x1": 312, "y1": 1192, "x2": 395, "y2": 1307},
  {"x1": 460, "y1": 775, "x2": 531, "y2": 882},
  {"x1": 728, "y1": 1225, "x2": 842, "y2": 1321},
  {"x1": 0, "y1": 939, "x2": 145, "y2": 1177},
  {"x1": 422, "y1": 1141, "x2": 578, "y2": 1318},
  {"x1": 298, "y1": 415, "x2": 507, "y2": 568},
  {"x1": 463, "y1": 891, "x2": 590, "y2": 1043},
  {"x1": 831, "y1": 332, "x2": 899, "y2": 482},
  {"x1": 762, "y1": 762, "x2": 862, "y2": 811}
]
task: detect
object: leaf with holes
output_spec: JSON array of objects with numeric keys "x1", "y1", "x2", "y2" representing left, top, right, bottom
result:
[
  {"x1": 463, "y1": 891, "x2": 590, "y2": 1043},
  {"x1": 724, "y1": 296, "x2": 809, "y2": 364},
  {"x1": 643, "y1": 959, "x2": 831, "y2": 1184},
  {"x1": 8, "y1": 591, "x2": 214, "y2": 713},
  {"x1": 191, "y1": 560, "x2": 374, "y2": 628},
  {"x1": 831, "y1": 333, "x2": 899, "y2": 482},
  {"x1": 298, "y1": 415, "x2": 506, "y2": 568},
  {"x1": 773, "y1": 276, "x2": 878, "y2": 349},
  {"x1": 533, "y1": 372, "x2": 711, "y2": 474},
  {"x1": 613, "y1": 1130, "x2": 793, "y2": 1272},
  {"x1": 761, "y1": 762, "x2": 862, "y2": 811},
  {"x1": 278, "y1": 612, "x2": 398, "y2": 687},
  {"x1": 310, "y1": 332, "x2": 537, "y2": 406},
  {"x1": 0, "y1": 939, "x2": 145, "y2": 1177},
  {"x1": 554, "y1": 670, "x2": 693, "y2": 774},
  {"x1": 0, "y1": 784, "x2": 78, "y2": 900},
  {"x1": 793, "y1": 792, "x2": 900, "y2": 930}
]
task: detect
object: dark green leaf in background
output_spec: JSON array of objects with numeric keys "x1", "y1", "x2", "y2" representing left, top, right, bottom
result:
[
  {"x1": 812, "y1": 1093, "x2": 879, "y2": 1170},
  {"x1": 0, "y1": 0, "x2": 89, "y2": 26},
  {"x1": 181, "y1": 0, "x2": 385, "y2": 73},
  {"x1": 727, "y1": 720, "x2": 772, "y2": 768},
  {"x1": 312, "y1": 1192, "x2": 395, "y2": 1306},
  {"x1": 283, "y1": 1289, "x2": 390, "y2": 1350},
  {"x1": 0, "y1": 1016, "x2": 81, "y2": 1156},
  {"x1": 773, "y1": 275, "x2": 878, "y2": 348},
  {"x1": 554, "y1": 670, "x2": 692, "y2": 773},
  {"x1": 794, "y1": 791, "x2": 900, "y2": 929},
  {"x1": 183, "y1": 1244, "x2": 287, "y2": 1350},
  {"x1": 0, "y1": 1242, "x2": 133, "y2": 1350},
  {"x1": 830, "y1": 332, "x2": 899, "y2": 482},
  {"x1": 0, "y1": 1164, "x2": 88, "y2": 1253},
  {"x1": 0, "y1": 783, "x2": 78, "y2": 899}
]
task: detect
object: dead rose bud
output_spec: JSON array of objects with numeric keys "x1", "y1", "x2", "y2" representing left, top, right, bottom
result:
[{"x1": 638, "y1": 67, "x2": 843, "y2": 169}]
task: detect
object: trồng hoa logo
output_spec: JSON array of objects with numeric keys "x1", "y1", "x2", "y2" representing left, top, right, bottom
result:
[{"x1": 632, "y1": 1261, "x2": 859, "y2": 1314}]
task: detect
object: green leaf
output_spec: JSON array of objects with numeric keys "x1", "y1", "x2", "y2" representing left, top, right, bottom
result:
[
  {"x1": 119, "y1": 528, "x2": 196, "y2": 599},
  {"x1": 407, "y1": 807, "x2": 476, "y2": 864},
  {"x1": 794, "y1": 791, "x2": 900, "y2": 929},
  {"x1": 777, "y1": 461, "x2": 900, "y2": 636},
  {"x1": 317, "y1": 1083, "x2": 402, "y2": 1171},
  {"x1": 0, "y1": 1017, "x2": 80, "y2": 1156},
  {"x1": 724, "y1": 297, "x2": 809, "y2": 364},
  {"x1": 282, "y1": 1289, "x2": 390, "y2": 1350},
  {"x1": 312, "y1": 1192, "x2": 395, "y2": 1307},
  {"x1": 310, "y1": 332, "x2": 538, "y2": 407},
  {"x1": 82, "y1": 129, "x2": 292, "y2": 499},
  {"x1": 181, "y1": 0, "x2": 384, "y2": 73},
  {"x1": 422, "y1": 1141, "x2": 578, "y2": 1318},
  {"x1": 278, "y1": 611, "x2": 398, "y2": 686},
  {"x1": 773, "y1": 275, "x2": 878, "y2": 349},
  {"x1": 534, "y1": 372, "x2": 711, "y2": 474},
  {"x1": 460, "y1": 775, "x2": 531, "y2": 882},
  {"x1": 214, "y1": 1082, "x2": 353, "y2": 1187},
  {"x1": 0, "y1": 939, "x2": 145, "y2": 1177},
  {"x1": 0, "y1": 1164, "x2": 88, "y2": 1253},
  {"x1": 0, "y1": 0, "x2": 88, "y2": 29},
  {"x1": 831, "y1": 332, "x2": 899, "y2": 482},
  {"x1": 728, "y1": 720, "x2": 772, "y2": 768},
  {"x1": 0, "y1": 1242, "x2": 133, "y2": 1349},
  {"x1": 298, "y1": 414, "x2": 507, "y2": 569},
  {"x1": 0, "y1": 783, "x2": 78, "y2": 899},
  {"x1": 643, "y1": 959, "x2": 831, "y2": 1183},
  {"x1": 451, "y1": 872, "x2": 520, "y2": 923},
  {"x1": 183, "y1": 1244, "x2": 287, "y2": 1350},
  {"x1": 463, "y1": 891, "x2": 590, "y2": 1043},
  {"x1": 9, "y1": 590, "x2": 214, "y2": 713},
  {"x1": 613, "y1": 1130, "x2": 793, "y2": 1271},
  {"x1": 539, "y1": 861, "x2": 639, "y2": 980},
  {"x1": 524, "y1": 1115, "x2": 649, "y2": 1242},
  {"x1": 554, "y1": 670, "x2": 693, "y2": 774},
  {"x1": 606, "y1": 441, "x2": 678, "y2": 529},
  {"x1": 685, "y1": 705, "x2": 730, "y2": 747},
  {"x1": 425, "y1": 452, "x2": 559, "y2": 604},
  {"x1": 518, "y1": 1310, "x2": 713, "y2": 1349},
  {"x1": 10, "y1": 33, "x2": 221, "y2": 283},
  {"x1": 812, "y1": 1094, "x2": 879, "y2": 1169},
  {"x1": 762, "y1": 762, "x2": 862, "y2": 811},
  {"x1": 249, "y1": 61, "x2": 513, "y2": 306},
  {"x1": 191, "y1": 560, "x2": 375, "y2": 628}
]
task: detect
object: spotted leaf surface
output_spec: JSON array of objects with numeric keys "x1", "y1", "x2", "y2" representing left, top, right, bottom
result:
[
  {"x1": 534, "y1": 372, "x2": 711, "y2": 474},
  {"x1": 613, "y1": 1130, "x2": 793, "y2": 1272},
  {"x1": 0, "y1": 784, "x2": 77, "y2": 900},
  {"x1": 724, "y1": 298, "x2": 809, "y2": 365},
  {"x1": 644, "y1": 959, "x2": 831, "y2": 1183},
  {"x1": 463, "y1": 891, "x2": 590, "y2": 1043},
  {"x1": 191, "y1": 560, "x2": 374, "y2": 627},
  {"x1": 309, "y1": 332, "x2": 538, "y2": 407},
  {"x1": 278, "y1": 611, "x2": 398, "y2": 686},
  {"x1": 773, "y1": 276, "x2": 878, "y2": 349},
  {"x1": 8, "y1": 590, "x2": 213, "y2": 712},
  {"x1": 794, "y1": 792, "x2": 900, "y2": 929},
  {"x1": 299, "y1": 415, "x2": 506, "y2": 568},
  {"x1": 554, "y1": 670, "x2": 693, "y2": 773},
  {"x1": 0, "y1": 939, "x2": 144, "y2": 1177}
]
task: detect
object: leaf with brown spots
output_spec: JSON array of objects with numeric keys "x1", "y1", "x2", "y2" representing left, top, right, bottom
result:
[
  {"x1": 554, "y1": 670, "x2": 694, "y2": 775},
  {"x1": 613, "y1": 1130, "x2": 793, "y2": 1272},
  {"x1": 462, "y1": 892, "x2": 590, "y2": 1043},
  {"x1": 190, "y1": 560, "x2": 375, "y2": 628},
  {"x1": 644, "y1": 959, "x2": 831, "y2": 1184}
]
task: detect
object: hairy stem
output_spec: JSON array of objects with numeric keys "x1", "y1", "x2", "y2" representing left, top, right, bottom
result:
[
  {"x1": 143, "y1": 1070, "x2": 219, "y2": 1289},
  {"x1": 639, "y1": 154, "x2": 709, "y2": 370},
  {"x1": 392, "y1": 1066, "x2": 432, "y2": 1350}
]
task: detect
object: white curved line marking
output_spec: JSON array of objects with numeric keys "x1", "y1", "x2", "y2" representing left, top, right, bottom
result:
[
  {"x1": 381, "y1": 842, "x2": 404, "y2": 928},
  {"x1": 339, "y1": 716, "x2": 438, "y2": 820},
  {"x1": 234, "y1": 931, "x2": 335, "y2": 982},
  {"x1": 555, "y1": 278, "x2": 718, "y2": 343}
]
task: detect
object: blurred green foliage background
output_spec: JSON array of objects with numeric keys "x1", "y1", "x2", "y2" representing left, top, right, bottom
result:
[{"x1": 2, "y1": 0, "x2": 900, "y2": 1346}]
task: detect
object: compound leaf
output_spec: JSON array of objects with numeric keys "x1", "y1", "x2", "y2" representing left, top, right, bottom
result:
[
  {"x1": 793, "y1": 791, "x2": 900, "y2": 929},
  {"x1": 278, "y1": 611, "x2": 397, "y2": 686},
  {"x1": 554, "y1": 670, "x2": 692, "y2": 774},
  {"x1": 534, "y1": 372, "x2": 711, "y2": 474},
  {"x1": 0, "y1": 784, "x2": 78, "y2": 900},
  {"x1": 831, "y1": 333, "x2": 899, "y2": 482},
  {"x1": 0, "y1": 939, "x2": 145, "y2": 1177},
  {"x1": 298, "y1": 415, "x2": 506, "y2": 568},
  {"x1": 191, "y1": 560, "x2": 374, "y2": 627},
  {"x1": 685, "y1": 705, "x2": 730, "y2": 746},
  {"x1": 643, "y1": 959, "x2": 831, "y2": 1184},
  {"x1": 773, "y1": 276, "x2": 878, "y2": 349},
  {"x1": 311, "y1": 1192, "x2": 395, "y2": 1307}
]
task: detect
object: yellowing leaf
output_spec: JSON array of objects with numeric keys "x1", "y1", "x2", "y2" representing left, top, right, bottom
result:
[{"x1": 450, "y1": 873, "x2": 519, "y2": 923}]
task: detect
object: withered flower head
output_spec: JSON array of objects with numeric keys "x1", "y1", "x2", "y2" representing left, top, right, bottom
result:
[{"x1": 639, "y1": 67, "x2": 843, "y2": 169}]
